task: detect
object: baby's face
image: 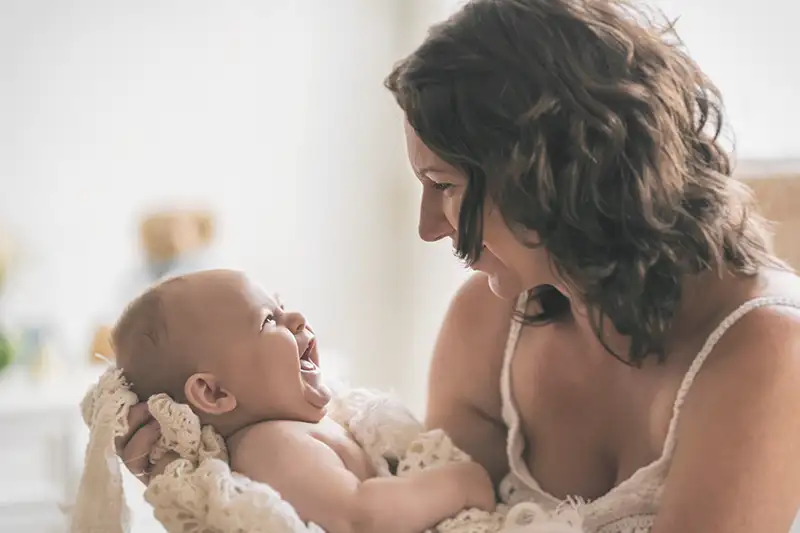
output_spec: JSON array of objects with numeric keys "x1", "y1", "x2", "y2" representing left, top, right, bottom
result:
[{"x1": 167, "y1": 270, "x2": 331, "y2": 424}]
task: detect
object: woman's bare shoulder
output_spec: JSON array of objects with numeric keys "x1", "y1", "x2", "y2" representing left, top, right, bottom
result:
[
  {"x1": 428, "y1": 272, "x2": 517, "y2": 418},
  {"x1": 654, "y1": 271, "x2": 800, "y2": 531},
  {"x1": 677, "y1": 269, "x2": 800, "y2": 416},
  {"x1": 425, "y1": 273, "x2": 519, "y2": 483}
]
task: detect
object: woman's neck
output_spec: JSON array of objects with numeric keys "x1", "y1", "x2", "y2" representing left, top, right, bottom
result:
[
  {"x1": 669, "y1": 267, "x2": 763, "y2": 344},
  {"x1": 557, "y1": 267, "x2": 762, "y2": 366}
]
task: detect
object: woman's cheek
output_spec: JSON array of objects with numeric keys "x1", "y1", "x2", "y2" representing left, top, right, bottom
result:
[{"x1": 443, "y1": 194, "x2": 461, "y2": 228}]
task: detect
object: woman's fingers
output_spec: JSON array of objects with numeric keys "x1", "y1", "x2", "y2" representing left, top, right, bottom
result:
[
  {"x1": 114, "y1": 402, "x2": 152, "y2": 456},
  {"x1": 150, "y1": 451, "x2": 180, "y2": 480},
  {"x1": 119, "y1": 419, "x2": 161, "y2": 481},
  {"x1": 109, "y1": 402, "x2": 180, "y2": 485}
]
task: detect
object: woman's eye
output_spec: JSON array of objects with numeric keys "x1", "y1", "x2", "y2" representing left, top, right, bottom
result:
[{"x1": 432, "y1": 182, "x2": 453, "y2": 192}]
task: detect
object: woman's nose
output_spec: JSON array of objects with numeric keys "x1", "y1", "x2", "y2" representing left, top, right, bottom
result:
[
  {"x1": 418, "y1": 190, "x2": 453, "y2": 242},
  {"x1": 282, "y1": 311, "x2": 307, "y2": 335}
]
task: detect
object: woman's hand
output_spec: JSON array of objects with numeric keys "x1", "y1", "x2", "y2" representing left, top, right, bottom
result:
[{"x1": 115, "y1": 402, "x2": 178, "y2": 484}]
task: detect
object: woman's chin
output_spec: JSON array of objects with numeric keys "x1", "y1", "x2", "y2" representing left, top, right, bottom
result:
[
  {"x1": 486, "y1": 270, "x2": 524, "y2": 300},
  {"x1": 471, "y1": 249, "x2": 525, "y2": 300}
]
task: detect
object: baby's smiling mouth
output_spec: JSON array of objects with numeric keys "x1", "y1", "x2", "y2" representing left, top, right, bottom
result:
[{"x1": 299, "y1": 337, "x2": 317, "y2": 371}]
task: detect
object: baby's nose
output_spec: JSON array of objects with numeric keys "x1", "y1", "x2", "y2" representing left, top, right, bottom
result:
[{"x1": 282, "y1": 311, "x2": 307, "y2": 335}]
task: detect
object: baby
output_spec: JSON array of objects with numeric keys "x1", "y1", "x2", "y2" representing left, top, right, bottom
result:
[{"x1": 112, "y1": 269, "x2": 496, "y2": 533}]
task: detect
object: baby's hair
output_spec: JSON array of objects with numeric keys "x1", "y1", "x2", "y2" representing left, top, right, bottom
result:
[{"x1": 112, "y1": 277, "x2": 193, "y2": 402}]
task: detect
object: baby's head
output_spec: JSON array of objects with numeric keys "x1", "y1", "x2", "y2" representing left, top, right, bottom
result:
[{"x1": 112, "y1": 269, "x2": 331, "y2": 434}]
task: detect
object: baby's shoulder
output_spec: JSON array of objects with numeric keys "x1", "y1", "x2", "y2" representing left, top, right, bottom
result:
[
  {"x1": 228, "y1": 418, "x2": 352, "y2": 454},
  {"x1": 228, "y1": 419, "x2": 337, "y2": 470},
  {"x1": 230, "y1": 419, "x2": 315, "y2": 450}
]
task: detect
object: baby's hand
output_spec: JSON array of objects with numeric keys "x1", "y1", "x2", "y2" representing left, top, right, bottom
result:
[{"x1": 455, "y1": 462, "x2": 497, "y2": 512}]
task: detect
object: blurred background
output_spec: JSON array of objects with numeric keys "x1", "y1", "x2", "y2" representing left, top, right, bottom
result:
[{"x1": 0, "y1": 0, "x2": 797, "y2": 531}]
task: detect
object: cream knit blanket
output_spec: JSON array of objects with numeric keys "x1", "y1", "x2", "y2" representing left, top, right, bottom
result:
[{"x1": 68, "y1": 367, "x2": 584, "y2": 533}]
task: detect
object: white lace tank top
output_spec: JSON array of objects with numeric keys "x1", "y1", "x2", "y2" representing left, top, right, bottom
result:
[{"x1": 498, "y1": 294, "x2": 800, "y2": 533}]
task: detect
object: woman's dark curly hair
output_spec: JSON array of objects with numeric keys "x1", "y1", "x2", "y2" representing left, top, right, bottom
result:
[{"x1": 385, "y1": 0, "x2": 780, "y2": 365}]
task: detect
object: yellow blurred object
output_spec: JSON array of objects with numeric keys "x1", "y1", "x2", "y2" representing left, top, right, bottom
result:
[
  {"x1": 87, "y1": 208, "x2": 217, "y2": 364},
  {"x1": 90, "y1": 325, "x2": 115, "y2": 364},
  {"x1": 139, "y1": 208, "x2": 215, "y2": 264}
]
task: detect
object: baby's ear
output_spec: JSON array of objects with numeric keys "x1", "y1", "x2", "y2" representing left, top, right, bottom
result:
[{"x1": 184, "y1": 372, "x2": 237, "y2": 415}]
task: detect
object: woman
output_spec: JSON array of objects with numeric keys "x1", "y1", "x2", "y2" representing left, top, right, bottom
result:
[{"x1": 117, "y1": 0, "x2": 800, "y2": 531}]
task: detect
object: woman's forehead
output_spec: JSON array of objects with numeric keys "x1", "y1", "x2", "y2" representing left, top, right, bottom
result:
[{"x1": 404, "y1": 121, "x2": 456, "y2": 175}]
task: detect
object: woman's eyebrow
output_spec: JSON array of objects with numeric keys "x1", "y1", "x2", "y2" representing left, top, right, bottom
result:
[{"x1": 418, "y1": 165, "x2": 450, "y2": 175}]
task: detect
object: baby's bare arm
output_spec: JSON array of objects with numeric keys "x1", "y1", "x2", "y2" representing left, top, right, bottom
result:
[{"x1": 231, "y1": 422, "x2": 495, "y2": 533}]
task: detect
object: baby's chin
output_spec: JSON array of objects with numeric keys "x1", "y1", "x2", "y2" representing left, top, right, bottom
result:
[
  {"x1": 305, "y1": 405, "x2": 328, "y2": 423},
  {"x1": 294, "y1": 398, "x2": 328, "y2": 424},
  {"x1": 302, "y1": 373, "x2": 332, "y2": 410},
  {"x1": 300, "y1": 363, "x2": 333, "y2": 409}
]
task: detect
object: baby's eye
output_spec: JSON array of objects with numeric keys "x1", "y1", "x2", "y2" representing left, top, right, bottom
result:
[{"x1": 261, "y1": 314, "x2": 276, "y2": 331}]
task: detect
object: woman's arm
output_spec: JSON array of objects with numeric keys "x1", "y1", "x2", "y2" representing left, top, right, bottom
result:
[
  {"x1": 425, "y1": 273, "x2": 515, "y2": 486},
  {"x1": 653, "y1": 308, "x2": 800, "y2": 532}
]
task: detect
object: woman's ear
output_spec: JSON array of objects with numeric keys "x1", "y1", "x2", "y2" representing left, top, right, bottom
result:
[{"x1": 184, "y1": 372, "x2": 237, "y2": 415}]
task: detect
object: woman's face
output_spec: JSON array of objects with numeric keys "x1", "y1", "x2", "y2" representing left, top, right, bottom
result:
[{"x1": 403, "y1": 121, "x2": 557, "y2": 299}]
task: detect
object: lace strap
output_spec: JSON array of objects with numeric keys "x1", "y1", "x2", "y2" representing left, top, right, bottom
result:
[
  {"x1": 662, "y1": 296, "x2": 800, "y2": 457},
  {"x1": 500, "y1": 291, "x2": 528, "y2": 427}
]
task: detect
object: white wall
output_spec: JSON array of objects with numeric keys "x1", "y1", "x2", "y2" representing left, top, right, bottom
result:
[
  {"x1": 1, "y1": 0, "x2": 797, "y2": 414},
  {"x1": 0, "y1": 0, "x2": 427, "y2": 398},
  {"x1": 399, "y1": 1, "x2": 474, "y2": 414},
  {"x1": 653, "y1": 0, "x2": 800, "y2": 160}
]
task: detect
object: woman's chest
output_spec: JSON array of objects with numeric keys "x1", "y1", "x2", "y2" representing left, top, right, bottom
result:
[{"x1": 508, "y1": 328, "x2": 679, "y2": 501}]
